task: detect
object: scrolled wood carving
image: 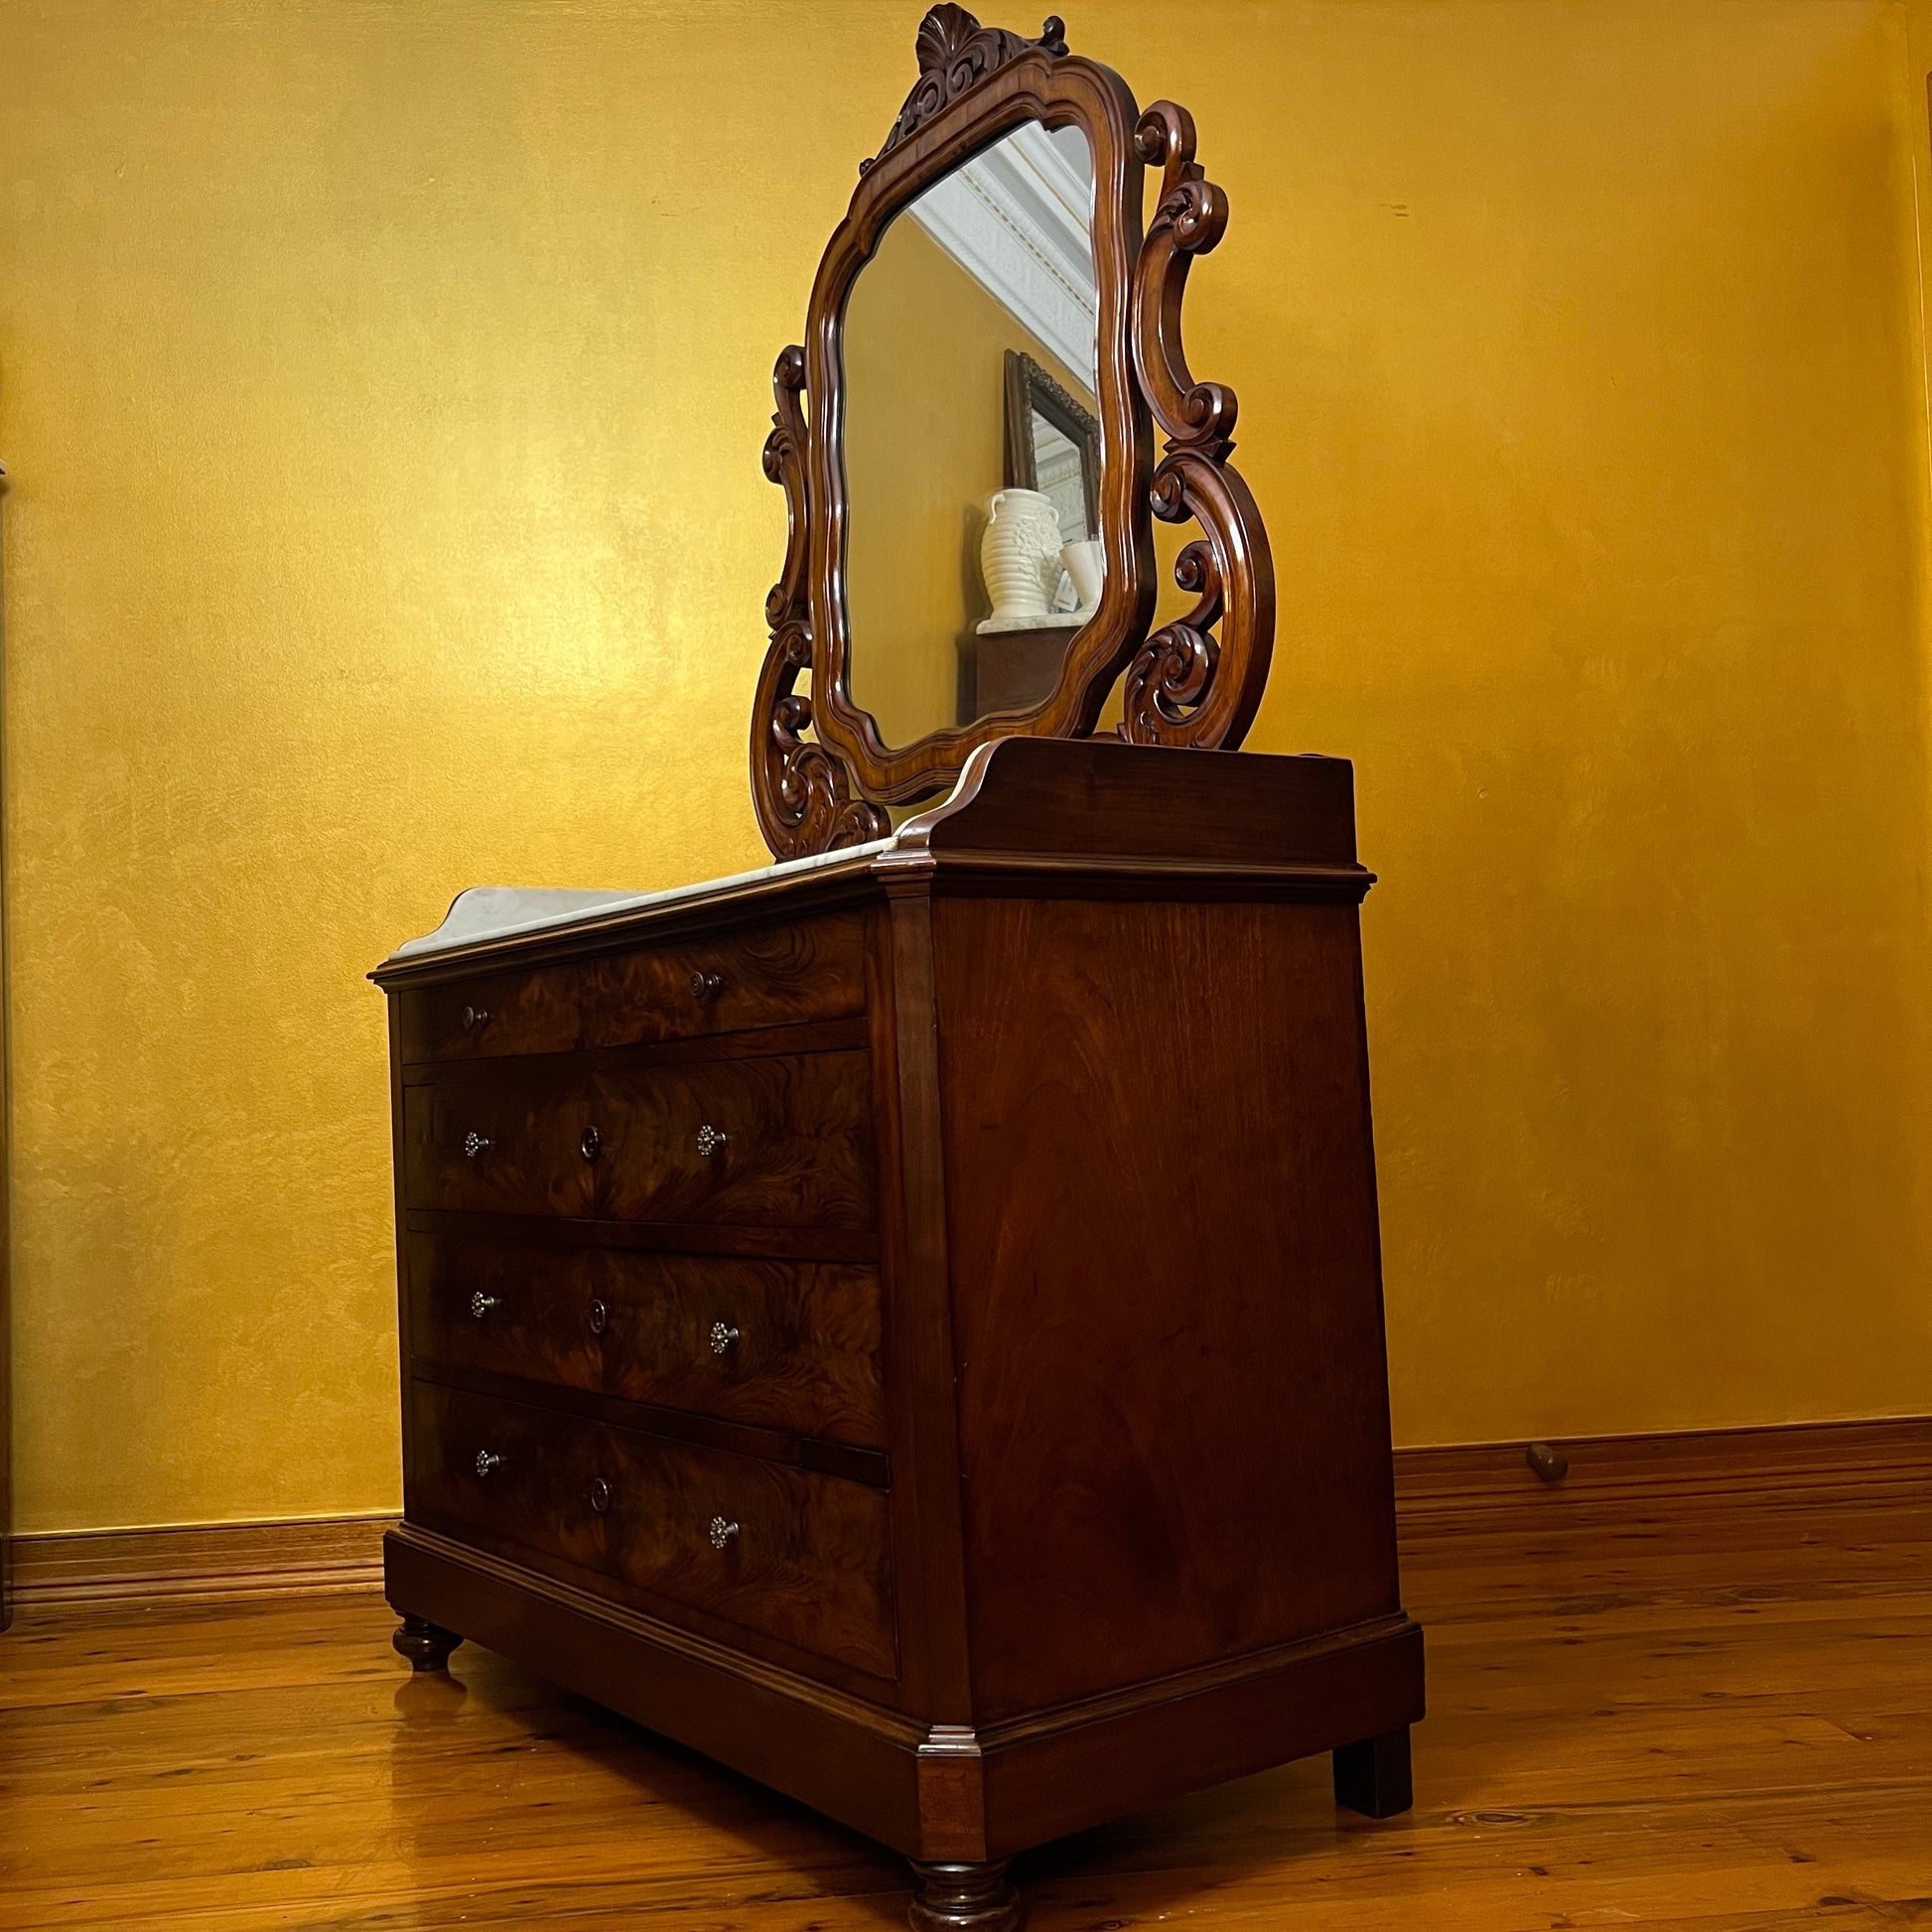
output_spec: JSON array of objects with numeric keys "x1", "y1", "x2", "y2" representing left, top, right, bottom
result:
[
  {"x1": 750, "y1": 346, "x2": 891, "y2": 860},
  {"x1": 868, "y1": 4, "x2": 1068, "y2": 172},
  {"x1": 1121, "y1": 100, "x2": 1276, "y2": 750},
  {"x1": 750, "y1": 10, "x2": 1279, "y2": 856}
]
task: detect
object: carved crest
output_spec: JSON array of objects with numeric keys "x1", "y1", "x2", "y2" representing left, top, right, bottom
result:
[{"x1": 867, "y1": 5, "x2": 1068, "y2": 170}]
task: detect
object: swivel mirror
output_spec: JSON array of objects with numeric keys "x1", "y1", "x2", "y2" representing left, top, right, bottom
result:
[{"x1": 751, "y1": 3, "x2": 1279, "y2": 855}]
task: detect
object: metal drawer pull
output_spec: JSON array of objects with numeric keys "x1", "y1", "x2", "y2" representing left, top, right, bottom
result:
[
  {"x1": 580, "y1": 1125, "x2": 602, "y2": 1163},
  {"x1": 709, "y1": 1321, "x2": 740, "y2": 1356},
  {"x1": 589, "y1": 1477, "x2": 612, "y2": 1515},
  {"x1": 469, "y1": 1293, "x2": 498, "y2": 1319},
  {"x1": 690, "y1": 970, "x2": 724, "y2": 1002},
  {"x1": 708, "y1": 1515, "x2": 740, "y2": 1551},
  {"x1": 463, "y1": 1131, "x2": 491, "y2": 1160},
  {"x1": 462, "y1": 1005, "x2": 490, "y2": 1033},
  {"x1": 474, "y1": 1450, "x2": 503, "y2": 1478},
  {"x1": 697, "y1": 1124, "x2": 728, "y2": 1159},
  {"x1": 588, "y1": 1298, "x2": 610, "y2": 1336}
]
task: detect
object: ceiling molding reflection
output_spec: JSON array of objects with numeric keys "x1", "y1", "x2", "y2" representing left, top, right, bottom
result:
[{"x1": 906, "y1": 122, "x2": 1098, "y2": 391}]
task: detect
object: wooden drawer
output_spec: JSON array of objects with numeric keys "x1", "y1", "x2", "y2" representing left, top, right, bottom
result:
[
  {"x1": 402, "y1": 1049, "x2": 876, "y2": 1231},
  {"x1": 404, "y1": 1230, "x2": 886, "y2": 1448},
  {"x1": 395, "y1": 912, "x2": 867, "y2": 1064},
  {"x1": 401, "y1": 1060, "x2": 599, "y2": 1218},
  {"x1": 596, "y1": 912, "x2": 867, "y2": 1048},
  {"x1": 407, "y1": 1379, "x2": 895, "y2": 1677},
  {"x1": 395, "y1": 958, "x2": 597, "y2": 1064}
]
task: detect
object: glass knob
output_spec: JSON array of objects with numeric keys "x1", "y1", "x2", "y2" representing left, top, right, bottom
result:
[
  {"x1": 697, "y1": 1124, "x2": 728, "y2": 1160},
  {"x1": 463, "y1": 1131, "x2": 491, "y2": 1160},
  {"x1": 588, "y1": 1298, "x2": 609, "y2": 1336},
  {"x1": 580, "y1": 1125, "x2": 602, "y2": 1163},
  {"x1": 462, "y1": 1005, "x2": 490, "y2": 1032},
  {"x1": 474, "y1": 1449, "x2": 502, "y2": 1478},
  {"x1": 589, "y1": 1476, "x2": 612, "y2": 1515},
  {"x1": 709, "y1": 1320, "x2": 740, "y2": 1356},
  {"x1": 469, "y1": 1292, "x2": 498, "y2": 1319},
  {"x1": 708, "y1": 1515, "x2": 740, "y2": 1551},
  {"x1": 690, "y1": 970, "x2": 724, "y2": 1002}
]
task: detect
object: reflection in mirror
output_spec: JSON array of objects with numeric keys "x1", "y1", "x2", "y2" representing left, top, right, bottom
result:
[
  {"x1": 1005, "y1": 350, "x2": 1099, "y2": 547},
  {"x1": 841, "y1": 119, "x2": 1101, "y2": 752}
]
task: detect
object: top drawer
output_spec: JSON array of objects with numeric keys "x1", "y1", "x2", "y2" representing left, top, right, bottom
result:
[{"x1": 396, "y1": 912, "x2": 868, "y2": 1064}]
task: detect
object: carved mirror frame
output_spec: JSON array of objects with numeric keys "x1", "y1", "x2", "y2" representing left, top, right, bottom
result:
[
  {"x1": 1005, "y1": 350, "x2": 1101, "y2": 533},
  {"x1": 752, "y1": 5, "x2": 1276, "y2": 858}
]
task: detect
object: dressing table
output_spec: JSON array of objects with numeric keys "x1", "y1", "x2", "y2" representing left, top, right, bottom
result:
[{"x1": 371, "y1": 11, "x2": 1422, "y2": 1926}]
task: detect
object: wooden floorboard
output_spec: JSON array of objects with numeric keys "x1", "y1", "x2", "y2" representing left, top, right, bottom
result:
[{"x1": 0, "y1": 1490, "x2": 1924, "y2": 1929}]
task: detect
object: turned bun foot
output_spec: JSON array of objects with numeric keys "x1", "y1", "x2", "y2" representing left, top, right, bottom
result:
[
  {"x1": 907, "y1": 1859, "x2": 1024, "y2": 1931},
  {"x1": 391, "y1": 1613, "x2": 463, "y2": 1673}
]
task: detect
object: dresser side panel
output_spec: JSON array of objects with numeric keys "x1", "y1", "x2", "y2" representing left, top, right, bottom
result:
[{"x1": 934, "y1": 895, "x2": 1402, "y2": 1721}]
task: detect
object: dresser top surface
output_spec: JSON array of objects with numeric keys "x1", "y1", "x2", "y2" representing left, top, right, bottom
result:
[
  {"x1": 385, "y1": 839, "x2": 896, "y2": 968},
  {"x1": 371, "y1": 740, "x2": 1367, "y2": 989}
]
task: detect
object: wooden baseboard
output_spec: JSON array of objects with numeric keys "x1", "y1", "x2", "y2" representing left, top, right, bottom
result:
[
  {"x1": 9, "y1": 1416, "x2": 1925, "y2": 1618},
  {"x1": 1394, "y1": 1414, "x2": 1931, "y2": 1531},
  {"x1": 13, "y1": 1513, "x2": 396, "y2": 1612}
]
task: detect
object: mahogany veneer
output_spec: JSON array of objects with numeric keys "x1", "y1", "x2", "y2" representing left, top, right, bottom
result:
[{"x1": 372, "y1": 738, "x2": 1424, "y2": 1929}]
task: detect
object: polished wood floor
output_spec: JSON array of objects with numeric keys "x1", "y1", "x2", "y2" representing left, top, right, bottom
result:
[{"x1": 1, "y1": 1483, "x2": 1925, "y2": 1929}]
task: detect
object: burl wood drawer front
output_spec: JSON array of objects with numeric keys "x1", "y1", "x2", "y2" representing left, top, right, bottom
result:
[
  {"x1": 408, "y1": 1379, "x2": 895, "y2": 1677},
  {"x1": 395, "y1": 958, "x2": 598, "y2": 1064},
  {"x1": 594, "y1": 1051, "x2": 875, "y2": 1229},
  {"x1": 402, "y1": 1050, "x2": 876, "y2": 1230},
  {"x1": 596, "y1": 913, "x2": 866, "y2": 1049},
  {"x1": 405, "y1": 1231, "x2": 886, "y2": 1448},
  {"x1": 395, "y1": 913, "x2": 866, "y2": 1064},
  {"x1": 402, "y1": 1063, "x2": 599, "y2": 1218}
]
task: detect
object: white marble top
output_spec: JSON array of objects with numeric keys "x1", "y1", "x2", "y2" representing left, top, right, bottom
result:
[
  {"x1": 386, "y1": 838, "x2": 896, "y2": 963},
  {"x1": 975, "y1": 610, "x2": 1095, "y2": 635}
]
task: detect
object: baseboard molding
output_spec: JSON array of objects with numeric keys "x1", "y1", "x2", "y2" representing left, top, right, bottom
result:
[
  {"x1": 13, "y1": 1512, "x2": 396, "y2": 1612},
  {"x1": 1394, "y1": 1414, "x2": 1931, "y2": 1531},
  {"x1": 10, "y1": 1416, "x2": 1926, "y2": 1617}
]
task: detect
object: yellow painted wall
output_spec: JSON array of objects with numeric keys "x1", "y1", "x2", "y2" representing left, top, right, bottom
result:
[
  {"x1": 843, "y1": 213, "x2": 1093, "y2": 749},
  {"x1": 2, "y1": 0, "x2": 1927, "y2": 1532}
]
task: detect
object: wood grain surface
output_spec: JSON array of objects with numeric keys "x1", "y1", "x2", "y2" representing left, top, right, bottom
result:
[
  {"x1": 933, "y1": 895, "x2": 1402, "y2": 1718},
  {"x1": 2, "y1": 1472, "x2": 1922, "y2": 1928},
  {"x1": 8, "y1": 1515, "x2": 391, "y2": 1613},
  {"x1": 405, "y1": 1229, "x2": 886, "y2": 1447},
  {"x1": 404, "y1": 1380, "x2": 897, "y2": 1679},
  {"x1": 397, "y1": 913, "x2": 867, "y2": 1063},
  {"x1": 402, "y1": 1048, "x2": 877, "y2": 1231}
]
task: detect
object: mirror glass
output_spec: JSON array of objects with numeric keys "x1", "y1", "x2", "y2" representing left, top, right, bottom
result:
[{"x1": 841, "y1": 119, "x2": 1102, "y2": 752}]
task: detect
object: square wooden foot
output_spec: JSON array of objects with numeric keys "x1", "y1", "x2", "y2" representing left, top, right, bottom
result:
[{"x1": 1332, "y1": 1725, "x2": 1413, "y2": 1818}]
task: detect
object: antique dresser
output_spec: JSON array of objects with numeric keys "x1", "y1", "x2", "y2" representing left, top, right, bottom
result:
[{"x1": 372, "y1": 11, "x2": 1423, "y2": 1928}]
